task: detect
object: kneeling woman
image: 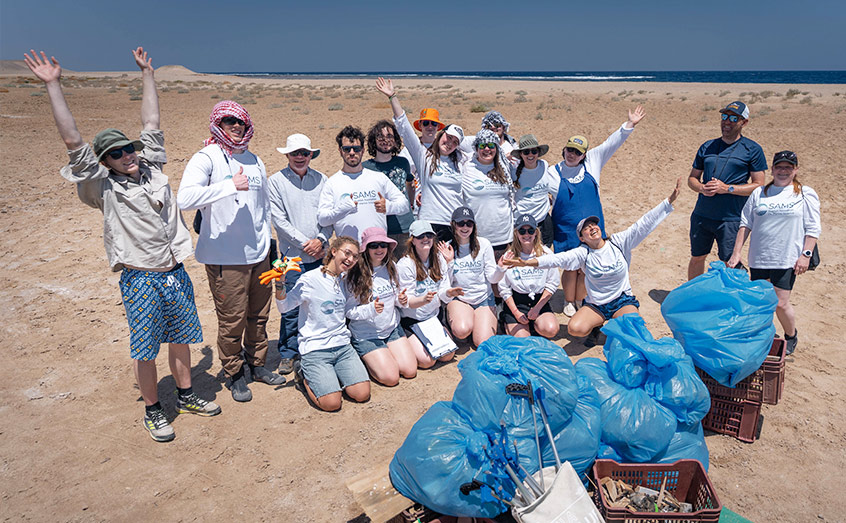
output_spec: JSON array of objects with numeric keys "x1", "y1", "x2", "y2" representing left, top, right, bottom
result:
[
  {"x1": 443, "y1": 206, "x2": 504, "y2": 347},
  {"x1": 275, "y1": 236, "x2": 372, "y2": 411},
  {"x1": 504, "y1": 179, "x2": 680, "y2": 345},
  {"x1": 345, "y1": 227, "x2": 418, "y2": 385},
  {"x1": 397, "y1": 220, "x2": 464, "y2": 368},
  {"x1": 498, "y1": 214, "x2": 560, "y2": 338}
]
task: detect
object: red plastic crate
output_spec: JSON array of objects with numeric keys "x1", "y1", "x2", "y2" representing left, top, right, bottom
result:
[{"x1": 592, "y1": 459, "x2": 722, "y2": 522}]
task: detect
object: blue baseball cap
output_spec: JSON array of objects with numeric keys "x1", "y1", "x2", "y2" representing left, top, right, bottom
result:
[
  {"x1": 720, "y1": 101, "x2": 750, "y2": 119},
  {"x1": 451, "y1": 206, "x2": 475, "y2": 223},
  {"x1": 515, "y1": 214, "x2": 538, "y2": 229}
]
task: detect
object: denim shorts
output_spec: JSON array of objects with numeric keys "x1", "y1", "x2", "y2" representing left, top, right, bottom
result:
[
  {"x1": 460, "y1": 293, "x2": 496, "y2": 310},
  {"x1": 751, "y1": 267, "x2": 796, "y2": 291},
  {"x1": 689, "y1": 213, "x2": 740, "y2": 260},
  {"x1": 300, "y1": 343, "x2": 369, "y2": 398},
  {"x1": 350, "y1": 324, "x2": 405, "y2": 356},
  {"x1": 584, "y1": 293, "x2": 640, "y2": 321},
  {"x1": 120, "y1": 263, "x2": 203, "y2": 361}
]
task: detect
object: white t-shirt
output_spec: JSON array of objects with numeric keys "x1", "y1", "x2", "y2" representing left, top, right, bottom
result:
[
  {"x1": 511, "y1": 159, "x2": 558, "y2": 222},
  {"x1": 317, "y1": 167, "x2": 410, "y2": 242},
  {"x1": 397, "y1": 255, "x2": 452, "y2": 321},
  {"x1": 448, "y1": 237, "x2": 504, "y2": 305},
  {"x1": 462, "y1": 158, "x2": 514, "y2": 246},
  {"x1": 498, "y1": 247, "x2": 559, "y2": 300},
  {"x1": 275, "y1": 268, "x2": 375, "y2": 355},
  {"x1": 345, "y1": 264, "x2": 402, "y2": 340},
  {"x1": 178, "y1": 144, "x2": 271, "y2": 265},
  {"x1": 394, "y1": 113, "x2": 464, "y2": 225},
  {"x1": 740, "y1": 185, "x2": 821, "y2": 269},
  {"x1": 547, "y1": 123, "x2": 634, "y2": 188},
  {"x1": 537, "y1": 199, "x2": 672, "y2": 305}
]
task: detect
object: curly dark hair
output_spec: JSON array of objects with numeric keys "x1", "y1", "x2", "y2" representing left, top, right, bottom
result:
[
  {"x1": 366, "y1": 120, "x2": 403, "y2": 157},
  {"x1": 335, "y1": 125, "x2": 365, "y2": 147}
]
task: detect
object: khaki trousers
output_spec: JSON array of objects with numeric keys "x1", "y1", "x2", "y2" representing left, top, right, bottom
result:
[{"x1": 205, "y1": 257, "x2": 272, "y2": 377}]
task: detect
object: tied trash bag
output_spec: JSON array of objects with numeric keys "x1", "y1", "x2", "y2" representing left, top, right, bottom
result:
[
  {"x1": 661, "y1": 261, "x2": 778, "y2": 386},
  {"x1": 389, "y1": 402, "x2": 504, "y2": 517},
  {"x1": 654, "y1": 422, "x2": 710, "y2": 471},
  {"x1": 542, "y1": 375, "x2": 601, "y2": 478},
  {"x1": 575, "y1": 358, "x2": 677, "y2": 462},
  {"x1": 454, "y1": 336, "x2": 580, "y2": 435},
  {"x1": 603, "y1": 314, "x2": 711, "y2": 425}
]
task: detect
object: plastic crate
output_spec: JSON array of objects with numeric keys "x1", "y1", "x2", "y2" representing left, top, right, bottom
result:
[
  {"x1": 701, "y1": 396, "x2": 762, "y2": 443},
  {"x1": 760, "y1": 338, "x2": 786, "y2": 405},
  {"x1": 696, "y1": 338, "x2": 786, "y2": 407},
  {"x1": 592, "y1": 459, "x2": 722, "y2": 522}
]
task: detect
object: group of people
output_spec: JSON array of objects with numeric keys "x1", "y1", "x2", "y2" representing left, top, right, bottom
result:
[{"x1": 26, "y1": 48, "x2": 820, "y2": 442}]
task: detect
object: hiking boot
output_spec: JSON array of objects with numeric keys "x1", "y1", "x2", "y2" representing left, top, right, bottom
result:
[
  {"x1": 249, "y1": 364, "x2": 287, "y2": 386},
  {"x1": 176, "y1": 391, "x2": 221, "y2": 417},
  {"x1": 143, "y1": 408, "x2": 175, "y2": 443},
  {"x1": 563, "y1": 301, "x2": 577, "y2": 317},
  {"x1": 277, "y1": 357, "x2": 297, "y2": 375},
  {"x1": 230, "y1": 370, "x2": 252, "y2": 402},
  {"x1": 583, "y1": 326, "x2": 602, "y2": 348},
  {"x1": 785, "y1": 330, "x2": 798, "y2": 355},
  {"x1": 293, "y1": 359, "x2": 305, "y2": 392}
]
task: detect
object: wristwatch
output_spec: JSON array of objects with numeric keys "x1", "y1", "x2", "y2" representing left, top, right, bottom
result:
[
  {"x1": 727, "y1": 185, "x2": 735, "y2": 193},
  {"x1": 802, "y1": 249, "x2": 813, "y2": 258}
]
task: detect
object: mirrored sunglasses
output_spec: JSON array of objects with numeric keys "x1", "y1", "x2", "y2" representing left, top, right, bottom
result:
[
  {"x1": 721, "y1": 113, "x2": 740, "y2": 123},
  {"x1": 477, "y1": 143, "x2": 497, "y2": 150}
]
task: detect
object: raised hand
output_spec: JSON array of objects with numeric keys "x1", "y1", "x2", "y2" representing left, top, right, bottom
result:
[
  {"x1": 232, "y1": 167, "x2": 249, "y2": 191},
  {"x1": 132, "y1": 47, "x2": 153, "y2": 72},
  {"x1": 397, "y1": 287, "x2": 408, "y2": 307},
  {"x1": 627, "y1": 105, "x2": 646, "y2": 127},
  {"x1": 437, "y1": 241, "x2": 454, "y2": 264},
  {"x1": 373, "y1": 296, "x2": 384, "y2": 314},
  {"x1": 374, "y1": 192, "x2": 386, "y2": 213},
  {"x1": 499, "y1": 250, "x2": 515, "y2": 268},
  {"x1": 375, "y1": 77, "x2": 395, "y2": 98},
  {"x1": 423, "y1": 290, "x2": 437, "y2": 303},
  {"x1": 668, "y1": 176, "x2": 681, "y2": 204},
  {"x1": 446, "y1": 287, "x2": 464, "y2": 298},
  {"x1": 23, "y1": 50, "x2": 61, "y2": 84}
]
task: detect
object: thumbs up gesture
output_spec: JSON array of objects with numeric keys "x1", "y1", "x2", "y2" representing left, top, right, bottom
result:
[
  {"x1": 397, "y1": 287, "x2": 408, "y2": 307},
  {"x1": 232, "y1": 167, "x2": 248, "y2": 191},
  {"x1": 373, "y1": 296, "x2": 384, "y2": 314},
  {"x1": 374, "y1": 192, "x2": 386, "y2": 213}
]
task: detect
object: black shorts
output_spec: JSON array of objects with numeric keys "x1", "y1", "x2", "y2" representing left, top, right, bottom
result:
[
  {"x1": 538, "y1": 216, "x2": 555, "y2": 247},
  {"x1": 432, "y1": 223, "x2": 453, "y2": 244},
  {"x1": 689, "y1": 213, "x2": 740, "y2": 260},
  {"x1": 500, "y1": 292, "x2": 554, "y2": 325},
  {"x1": 750, "y1": 267, "x2": 796, "y2": 291}
]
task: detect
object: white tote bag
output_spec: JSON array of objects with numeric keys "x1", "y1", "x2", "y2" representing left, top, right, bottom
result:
[{"x1": 512, "y1": 462, "x2": 604, "y2": 523}]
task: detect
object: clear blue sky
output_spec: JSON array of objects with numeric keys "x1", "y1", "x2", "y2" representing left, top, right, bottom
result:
[{"x1": 2, "y1": 0, "x2": 844, "y2": 72}]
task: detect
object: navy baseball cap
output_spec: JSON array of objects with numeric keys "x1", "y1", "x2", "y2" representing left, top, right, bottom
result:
[
  {"x1": 451, "y1": 206, "x2": 475, "y2": 223},
  {"x1": 720, "y1": 101, "x2": 750, "y2": 119},
  {"x1": 515, "y1": 214, "x2": 538, "y2": 229}
]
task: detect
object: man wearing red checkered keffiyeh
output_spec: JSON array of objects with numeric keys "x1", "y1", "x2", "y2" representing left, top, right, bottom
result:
[{"x1": 205, "y1": 100, "x2": 254, "y2": 155}]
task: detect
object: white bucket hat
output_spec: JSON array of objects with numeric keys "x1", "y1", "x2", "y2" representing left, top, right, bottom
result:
[{"x1": 276, "y1": 133, "x2": 320, "y2": 159}]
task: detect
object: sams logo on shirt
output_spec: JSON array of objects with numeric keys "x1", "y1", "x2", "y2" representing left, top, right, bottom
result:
[
  {"x1": 340, "y1": 190, "x2": 378, "y2": 202},
  {"x1": 756, "y1": 203, "x2": 769, "y2": 216},
  {"x1": 320, "y1": 298, "x2": 345, "y2": 315},
  {"x1": 414, "y1": 281, "x2": 428, "y2": 295},
  {"x1": 471, "y1": 180, "x2": 486, "y2": 192},
  {"x1": 454, "y1": 260, "x2": 483, "y2": 272}
]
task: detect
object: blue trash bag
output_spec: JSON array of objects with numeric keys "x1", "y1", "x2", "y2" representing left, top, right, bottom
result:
[
  {"x1": 602, "y1": 314, "x2": 711, "y2": 425},
  {"x1": 543, "y1": 374, "x2": 601, "y2": 478},
  {"x1": 575, "y1": 358, "x2": 677, "y2": 462},
  {"x1": 597, "y1": 442, "x2": 623, "y2": 461},
  {"x1": 661, "y1": 261, "x2": 778, "y2": 386},
  {"x1": 389, "y1": 402, "x2": 506, "y2": 517},
  {"x1": 454, "y1": 336, "x2": 580, "y2": 435},
  {"x1": 654, "y1": 422, "x2": 710, "y2": 472}
]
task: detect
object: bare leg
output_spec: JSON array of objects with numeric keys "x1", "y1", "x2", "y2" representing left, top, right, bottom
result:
[
  {"x1": 472, "y1": 306, "x2": 497, "y2": 347},
  {"x1": 387, "y1": 337, "x2": 418, "y2": 379},
  {"x1": 447, "y1": 300, "x2": 475, "y2": 340},
  {"x1": 774, "y1": 287, "x2": 796, "y2": 337},
  {"x1": 304, "y1": 382, "x2": 342, "y2": 412},
  {"x1": 344, "y1": 381, "x2": 371, "y2": 402},
  {"x1": 567, "y1": 307, "x2": 605, "y2": 337},
  {"x1": 362, "y1": 348, "x2": 401, "y2": 387},
  {"x1": 575, "y1": 271, "x2": 587, "y2": 302},
  {"x1": 561, "y1": 270, "x2": 578, "y2": 303},
  {"x1": 407, "y1": 334, "x2": 436, "y2": 369},
  {"x1": 167, "y1": 343, "x2": 192, "y2": 389},
  {"x1": 534, "y1": 312, "x2": 560, "y2": 339},
  {"x1": 611, "y1": 305, "x2": 639, "y2": 318},
  {"x1": 134, "y1": 358, "x2": 159, "y2": 406},
  {"x1": 506, "y1": 323, "x2": 531, "y2": 337},
  {"x1": 688, "y1": 255, "x2": 707, "y2": 280}
]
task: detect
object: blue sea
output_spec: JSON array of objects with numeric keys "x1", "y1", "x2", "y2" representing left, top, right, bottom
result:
[{"x1": 210, "y1": 71, "x2": 845, "y2": 84}]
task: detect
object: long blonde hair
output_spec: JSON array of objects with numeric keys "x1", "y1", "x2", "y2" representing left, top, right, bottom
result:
[
  {"x1": 507, "y1": 226, "x2": 544, "y2": 258},
  {"x1": 403, "y1": 237, "x2": 443, "y2": 282}
]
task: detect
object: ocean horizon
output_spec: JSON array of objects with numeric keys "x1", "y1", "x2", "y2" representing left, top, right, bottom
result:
[{"x1": 206, "y1": 70, "x2": 846, "y2": 84}]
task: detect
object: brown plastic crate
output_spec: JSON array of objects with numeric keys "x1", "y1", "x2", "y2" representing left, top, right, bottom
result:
[
  {"x1": 760, "y1": 338, "x2": 786, "y2": 405},
  {"x1": 696, "y1": 338, "x2": 786, "y2": 406},
  {"x1": 592, "y1": 459, "x2": 722, "y2": 522},
  {"x1": 701, "y1": 396, "x2": 762, "y2": 443}
]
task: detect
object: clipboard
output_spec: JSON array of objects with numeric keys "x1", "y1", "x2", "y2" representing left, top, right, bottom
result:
[{"x1": 410, "y1": 316, "x2": 458, "y2": 359}]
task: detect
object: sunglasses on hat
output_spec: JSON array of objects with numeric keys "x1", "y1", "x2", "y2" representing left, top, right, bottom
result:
[{"x1": 107, "y1": 144, "x2": 135, "y2": 160}]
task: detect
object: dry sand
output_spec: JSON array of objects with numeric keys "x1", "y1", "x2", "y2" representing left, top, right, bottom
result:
[{"x1": 1, "y1": 65, "x2": 844, "y2": 522}]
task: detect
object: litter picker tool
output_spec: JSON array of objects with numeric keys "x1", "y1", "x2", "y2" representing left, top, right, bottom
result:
[
  {"x1": 505, "y1": 380, "x2": 545, "y2": 491},
  {"x1": 534, "y1": 386, "x2": 561, "y2": 472}
]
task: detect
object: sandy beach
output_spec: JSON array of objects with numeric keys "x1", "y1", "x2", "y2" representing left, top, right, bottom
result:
[{"x1": 1, "y1": 64, "x2": 844, "y2": 522}]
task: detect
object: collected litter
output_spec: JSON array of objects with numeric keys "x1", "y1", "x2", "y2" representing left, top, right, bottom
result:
[{"x1": 599, "y1": 476, "x2": 693, "y2": 513}]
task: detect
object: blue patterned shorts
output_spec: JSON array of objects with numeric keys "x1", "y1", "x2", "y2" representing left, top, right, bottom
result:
[{"x1": 120, "y1": 264, "x2": 203, "y2": 361}]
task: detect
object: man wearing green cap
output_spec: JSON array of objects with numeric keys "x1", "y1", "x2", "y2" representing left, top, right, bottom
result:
[{"x1": 24, "y1": 47, "x2": 220, "y2": 443}]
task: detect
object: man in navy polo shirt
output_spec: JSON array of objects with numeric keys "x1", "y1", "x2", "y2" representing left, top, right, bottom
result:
[{"x1": 686, "y1": 101, "x2": 767, "y2": 279}]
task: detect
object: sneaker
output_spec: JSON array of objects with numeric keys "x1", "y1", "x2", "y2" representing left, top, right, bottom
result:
[
  {"x1": 277, "y1": 357, "x2": 296, "y2": 375},
  {"x1": 249, "y1": 364, "x2": 287, "y2": 386},
  {"x1": 785, "y1": 330, "x2": 798, "y2": 355},
  {"x1": 176, "y1": 391, "x2": 222, "y2": 417},
  {"x1": 293, "y1": 359, "x2": 305, "y2": 392},
  {"x1": 143, "y1": 408, "x2": 175, "y2": 443},
  {"x1": 583, "y1": 326, "x2": 602, "y2": 348},
  {"x1": 563, "y1": 301, "x2": 577, "y2": 317},
  {"x1": 230, "y1": 371, "x2": 253, "y2": 402}
]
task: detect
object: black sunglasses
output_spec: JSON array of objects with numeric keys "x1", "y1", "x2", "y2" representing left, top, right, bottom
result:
[
  {"x1": 107, "y1": 144, "x2": 135, "y2": 160},
  {"x1": 367, "y1": 242, "x2": 390, "y2": 249},
  {"x1": 721, "y1": 113, "x2": 740, "y2": 123},
  {"x1": 341, "y1": 145, "x2": 363, "y2": 153},
  {"x1": 565, "y1": 147, "x2": 584, "y2": 155},
  {"x1": 520, "y1": 148, "x2": 540, "y2": 156},
  {"x1": 289, "y1": 149, "x2": 312, "y2": 158},
  {"x1": 414, "y1": 232, "x2": 436, "y2": 240},
  {"x1": 220, "y1": 116, "x2": 246, "y2": 127},
  {"x1": 454, "y1": 220, "x2": 474, "y2": 228},
  {"x1": 420, "y1": 120, "x2": 439, "y2": 127},
  {"x1": 518, "y1": 227, "x2": 536, "y2": 235}
]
